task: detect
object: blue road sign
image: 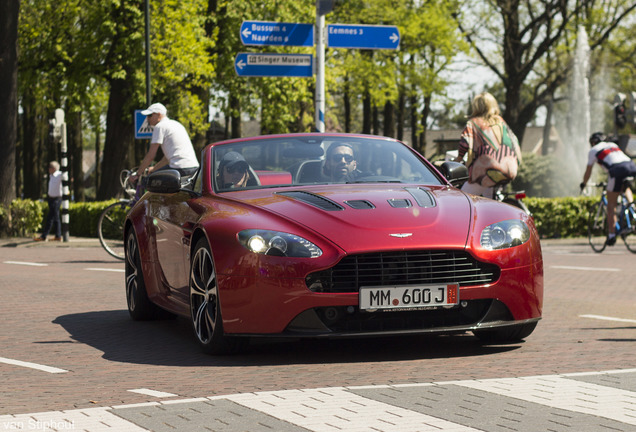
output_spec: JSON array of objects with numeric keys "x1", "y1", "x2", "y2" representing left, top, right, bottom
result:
[
  {"x1": 240, "y1": 21, "x2": 314, "y2": 47},
  {"x1": 327, "y1": 24, "x2": 400, "y2": 50},
  {"x1": 234, "y1": 53, "x2": 313, "y2": 77},
  {"x1": 134, "y1": 110, "x2": 153, "y2": 139}
]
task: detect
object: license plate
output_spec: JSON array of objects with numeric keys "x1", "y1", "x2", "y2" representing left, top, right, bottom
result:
[{"x1": 359, "y1": 284, "x2": 459, "y2": 311}]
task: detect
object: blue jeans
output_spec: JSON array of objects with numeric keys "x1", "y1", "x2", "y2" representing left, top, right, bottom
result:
[{"x1": 41, "y1": 196, "x2": 62, "y2": 239}]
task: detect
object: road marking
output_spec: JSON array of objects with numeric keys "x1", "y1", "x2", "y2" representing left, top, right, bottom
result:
[
  {"x1": 2, "y1": 261, "x2": 48, "y2": 267},
  {"x1": 451, "y1": 375, "x2": 636, "y2": 425},
  {"x1": 85, "y1": 267, "x2": 125, "y2": 273},
  {"x1": 550, "y1": 265, "x2": 620, "y2": 272},
  {"x1": 128, "y1": 389, "x2": 178, "y2": 398},
  {"x1": 0, "y1": 356, "x2": 67, "y2": 373},
  {"x1": 3, "y1": 369, "x2": 636, "y2": 432},
  {"x1": 580, "y1": 314, "x2": 636, "y2": 324},
  {"x1": 564, "y1": 368, "x2": 636, "y2": 376},
  {"x1": 227, "y1": 387, "x2": 481, "y2": 432},
  {"x1": 0, "y1": 408, "x2": 148, "y2": 432}
]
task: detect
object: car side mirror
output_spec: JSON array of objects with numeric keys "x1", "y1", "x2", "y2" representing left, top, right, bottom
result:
[
  {"x1": 146, "y1": 169, "x2": 182, "y2": 194},
  {"x1": 439, "y1": 161, "x2": 468, "y2": 187}
]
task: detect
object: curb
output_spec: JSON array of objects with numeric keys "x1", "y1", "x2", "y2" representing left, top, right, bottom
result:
[{"x1": 0, "y1": 236, "x2": 102, "y2": 248}]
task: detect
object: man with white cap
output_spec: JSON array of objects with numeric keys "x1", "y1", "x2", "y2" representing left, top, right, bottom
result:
[{"x1": 134, "y1": 102, "x2": 199, "y2": 182}]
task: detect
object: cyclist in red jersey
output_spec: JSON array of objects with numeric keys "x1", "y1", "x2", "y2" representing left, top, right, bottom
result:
[{"x1": 580, "y1": 132, "x2": 636, "y2": 245}]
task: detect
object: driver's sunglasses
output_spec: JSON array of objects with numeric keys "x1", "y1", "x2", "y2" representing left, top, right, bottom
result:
[
  {"x1": 331, "y1": 153, "x2": 354, "y2": 163},
  {"x1": 225, "y1": 165, "x2": 247, "y2": 174}
]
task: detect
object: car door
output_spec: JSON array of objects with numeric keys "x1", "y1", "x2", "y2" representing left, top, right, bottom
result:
[{"x1": 147, "y1": 191, "x2": 198, "y2": 305}]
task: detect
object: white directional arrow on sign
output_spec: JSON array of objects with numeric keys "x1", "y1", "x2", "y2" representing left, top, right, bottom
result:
[
  {"x1": 327, "y1": 24, "x2": 400, "y2": 50},
  {"x1": 234, "y1": 53, "x2": 313, "y2": 77}
]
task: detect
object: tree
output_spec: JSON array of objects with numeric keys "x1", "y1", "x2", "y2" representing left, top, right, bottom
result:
[
  {"x1": 456, "y1": 0, "x2": 636, "y2": 140},
  {"x1": 210, "y1": 0, "x2": 315, "y2": 136},
  {"x1": 327, "y1": 0, "x2": 466, "y2": 148},
  {"x1": 0, "y1": 0, "x2": 19, "y2": 218},
  {"x1": 95, "y1": 0, "x2": 214, "y2": 199}
]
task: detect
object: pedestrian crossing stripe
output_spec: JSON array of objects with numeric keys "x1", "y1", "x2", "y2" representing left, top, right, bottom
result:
[
  {"x1": 2, "y1": 369, "x2": 636, "y2": 432},
  {"x1": 138, "y1": 119, "x2": 153, "y2": 133}
]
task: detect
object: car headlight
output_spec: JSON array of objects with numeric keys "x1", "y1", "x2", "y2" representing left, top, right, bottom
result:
[
  {"x1": 480, "y1": 219, "x2": 530, "y2": 250},
  {"x1": 238, "y1": 229, "x2": 322, "y2": 258}
]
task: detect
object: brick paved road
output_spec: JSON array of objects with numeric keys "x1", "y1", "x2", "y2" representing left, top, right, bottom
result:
[{"x1": 0, "y1": 238, "x2": 635, "y2": 431}]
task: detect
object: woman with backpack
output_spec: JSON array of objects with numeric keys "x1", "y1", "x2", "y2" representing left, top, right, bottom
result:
[{"x1": 454, "y1": 92, "x2": 522, "y2": 199}]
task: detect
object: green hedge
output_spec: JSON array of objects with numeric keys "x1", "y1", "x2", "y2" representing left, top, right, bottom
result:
[
  {"x1": 525, "y1": 196, "x2": 597, "y2": 239},
  {"x1": 0, "y1": 199, "x2": 119, "y2": 238},
  {"x1": 0, "y1": 197, "x2": 600, "y2": 239}
]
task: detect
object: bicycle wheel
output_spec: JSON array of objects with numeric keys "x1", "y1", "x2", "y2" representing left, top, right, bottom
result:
[
  {"x1": 587, "y1": 202, "x2": 608, "y2": 253},
  {"x1": 621, "y1": 205, "x2": 636, "y2": 254},
  {"x1": 98, "y1": 200, "x2": 130, "y2": 260}
]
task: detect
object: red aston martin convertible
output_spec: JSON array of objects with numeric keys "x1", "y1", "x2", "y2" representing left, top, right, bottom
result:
[{"x1": 124, "y1": 133, "x2": 543, "y2": 354}]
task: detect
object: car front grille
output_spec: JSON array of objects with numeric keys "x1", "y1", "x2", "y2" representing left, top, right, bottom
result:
[{"x1": 306, "y1": 250, "x2": 500, "y2": 293}]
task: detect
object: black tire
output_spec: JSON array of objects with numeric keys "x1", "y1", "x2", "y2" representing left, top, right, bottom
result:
[
  {"x1": 473, "y1": 321, "x2": 538, "y2": 343},
  {"x1": 125, "y1": 230, "x2": 162, "y2": 320},
  {"x1": 189, "y1": 238, "x2": 245, "y2": 354},
  {"x1": 621, "y1": 204, "x2": 636, "y2": 254},
  {"x1": 98, "y1": 200, "x2": 130, "y2": 260},
  {"x1": 587, "y1": 202, "x2": 608, "y2": 253}
]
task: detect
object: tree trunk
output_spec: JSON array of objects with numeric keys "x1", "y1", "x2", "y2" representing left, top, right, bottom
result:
[
  {"x1": 417, "y1": 95, "x2": 431, "y2": 156},
  {"x1": 383, "y1": 100, "x2": 395, "y2": 138},
  {"x1": 21, "y1": 89, "x2": 41, "y2": 199},
  {"x1": 230, "y1": 93, "x2": 241, "y2": 138},
  {"x1": 396, "y1": 90, "x2": 405, "y2": 142},
  {"x1": 344, "y1": 75, "x2": 351, "y2": 133},
  {"x1": 362, "y1": 88, "x2": 371, "y2": 134},
  {"x1": 0, "y1": 0, "x2": 19, "y2": 213},
  {"x1": 410, "y1": 94, "x2": 418, "y2": 148},
  {"x1": 98, "y1": 78, "x2": 135, "y2": 200},
  {"x1": 94, "y1": 125, "x2": 101, "y2": 193},
  {"x1": 68, "y1": 110, "x2": 84, "y2": 201},
  {"x1": 372, "y1": 105, "x2": 379, "y2": 135}
]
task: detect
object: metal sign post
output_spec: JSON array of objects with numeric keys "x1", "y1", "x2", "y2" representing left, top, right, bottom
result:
[{"x1": 315, "y1": 1, "x2": 326, "y2": 132}]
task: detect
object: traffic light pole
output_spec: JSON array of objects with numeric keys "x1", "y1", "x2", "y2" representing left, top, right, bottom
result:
[{"x1": 53, "y1": 109, "x2": 70, "y2": 242}]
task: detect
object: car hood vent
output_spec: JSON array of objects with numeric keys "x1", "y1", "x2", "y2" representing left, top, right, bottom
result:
[
  {"x1": 388, "y1": 198, "x2": 412, "y2": 208},
  {"x1": 277, "y1": 190, "x2": 345, "y2": 211},
  {"x1": 405, "y1": 187, "x2": 436, "y2": 208},
  {"x1": 344, "y1": 200, "x2": 375, "y2": 209}
]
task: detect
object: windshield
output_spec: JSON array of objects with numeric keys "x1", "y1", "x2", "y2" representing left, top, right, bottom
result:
[{"x1": 212, "y1": 136, "x2": 443, "y2": 192}]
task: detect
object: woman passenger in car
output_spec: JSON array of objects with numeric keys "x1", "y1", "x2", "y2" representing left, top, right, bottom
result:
[{"x1": 216, "y1": 151, "x2": 250, "y2": 189}]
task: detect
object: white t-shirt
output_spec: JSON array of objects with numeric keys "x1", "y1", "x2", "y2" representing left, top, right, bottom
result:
[
  {"x1": 151, "y1": 117, "x2": 199, "y2": 169},
  {"x1": 587, "y1": 141, "x2": 631, "y2": 172},
  {"x1": 48, "y1": 170, "x2": 63, "y2": 198}
]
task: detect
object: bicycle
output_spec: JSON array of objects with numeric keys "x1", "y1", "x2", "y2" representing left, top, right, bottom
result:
[
  {"x1": 586, "y1": 180, "x2": 636, "y2": 253},
  {"x1": 98, "y1": 169, "x2": 142, "y2": 260}
]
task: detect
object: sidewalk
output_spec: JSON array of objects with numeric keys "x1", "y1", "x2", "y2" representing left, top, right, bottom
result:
[{"x1": 0, "y1": 236, "x2": 102, "y2": 248}]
